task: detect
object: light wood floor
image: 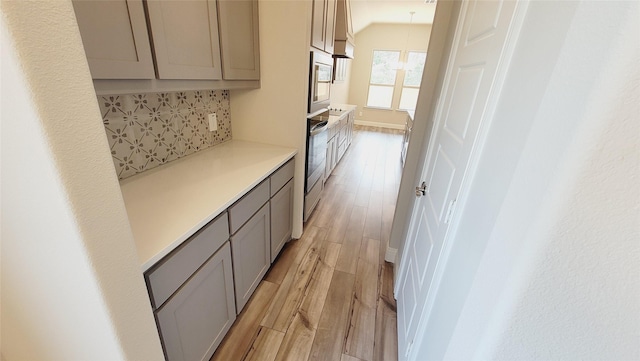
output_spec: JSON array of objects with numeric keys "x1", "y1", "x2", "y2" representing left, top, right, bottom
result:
[{"x1": 211, "y1": 126, "x2": 404, "y2": 361}]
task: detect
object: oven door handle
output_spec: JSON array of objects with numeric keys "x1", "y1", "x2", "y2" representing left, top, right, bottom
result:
[{"x1": 310, "y1": 120, "x2": 329, "y2": 135}]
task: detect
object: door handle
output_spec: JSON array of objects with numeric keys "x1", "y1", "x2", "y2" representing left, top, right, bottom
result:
[{"x1": 415, "y1": 181, "x2": 427, "y2": 197}]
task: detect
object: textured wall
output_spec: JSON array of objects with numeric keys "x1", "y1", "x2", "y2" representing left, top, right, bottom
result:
[
  {"x1": 100, "y1": 90, "x2": 232, "y2": 179},
  {"x1": 1, "y1": 1, "x2": 164, "y2": 359}
]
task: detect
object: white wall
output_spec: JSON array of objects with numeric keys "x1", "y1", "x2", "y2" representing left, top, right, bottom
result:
[
  {"x1": 330, "y1": 58, "x2": 353, "y2": 105},
  {"x1": 230, "y1": 0, "x2": 312, "y2": 238},
  {"x1": 408, "y1": 1, "x2": 640, "y2": 359},
  {"x1": 349, "y1": 23, "x2": 432, "y2": 128},
  {"x1": 1, "y1": 2, "x2": 164, "y2": 360}
]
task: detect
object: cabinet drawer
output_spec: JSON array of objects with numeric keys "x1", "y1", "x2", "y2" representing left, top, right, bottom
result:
[
  {"x1": 270, "y1": 158, "x2": 295, "y2": 196},
  {"x1": 229, "y1": 179, "x2": 269, "y2": 234},
  {"x1": 156, "y1": 241, "x2": 236, "y2": 361},
  {"x1": 146, "y1": 212, "x2": 229, "y2": 309}
]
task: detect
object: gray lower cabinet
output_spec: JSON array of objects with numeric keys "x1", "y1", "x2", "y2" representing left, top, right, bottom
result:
[
  {"x1": 145, "y1": 156, "x2": 294, "y2": 360},
  {"x1": 230, "y1": 203, "x2": 271, "y2": 313},
  {"x1": 155, "y1": 241, "x2": 235, "y2": 361},
  {"x1": 270, "y1": 179, "x2": 294, "y2": 262}
]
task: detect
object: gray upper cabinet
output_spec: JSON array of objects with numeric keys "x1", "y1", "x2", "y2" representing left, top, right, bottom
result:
[
  {"x1": 72, "y1": 0, "x2": 155, "y2": 79},
  {"x1": 73, "y1": 0, "x2": 261, "y2": 85},
  {"x1": 217, "y1": 0, "x2": 261, "y2": 80},
  {"x1": 333, "y1": 0, "x2": 355, "y2": 58},
  {"x1": 311, "y1": 0, "x2": 337, "y2": 54},
  {"x1": 146, "y1": 0, "x2": 223, "y2": 80}
]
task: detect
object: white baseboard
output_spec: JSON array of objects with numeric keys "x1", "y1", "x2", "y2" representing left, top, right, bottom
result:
[
  {"x1": 384, "y1": 247, "x2": 398, "y2": 263},
  {"x1": 355, "y1": 120, "x2": 405, "y2": 130}
]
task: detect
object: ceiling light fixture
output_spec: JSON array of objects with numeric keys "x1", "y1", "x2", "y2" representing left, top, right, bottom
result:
[{"x1": 396, "y1": 11, "x2": 415, "y2": 71}]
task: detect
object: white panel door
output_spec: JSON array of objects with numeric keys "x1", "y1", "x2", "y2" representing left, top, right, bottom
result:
[{"x1": 396, "y1": 1, "x2": 524, "y2": 359}]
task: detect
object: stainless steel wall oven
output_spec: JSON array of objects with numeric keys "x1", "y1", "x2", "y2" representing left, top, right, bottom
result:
[{"x1": 304, "y1": 110, "x2": 329, "y2": 221}]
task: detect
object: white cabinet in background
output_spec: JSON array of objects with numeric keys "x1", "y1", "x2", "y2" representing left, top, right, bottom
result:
[{"x1": 72, "y1": 0, "x2": 155, "y2": 79}]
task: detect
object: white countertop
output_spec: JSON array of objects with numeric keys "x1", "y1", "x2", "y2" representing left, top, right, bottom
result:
[{"x1": 120, "y1": 140, "x2": 297, "y2": 271}]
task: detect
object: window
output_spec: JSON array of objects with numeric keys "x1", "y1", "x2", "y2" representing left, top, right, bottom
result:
[
  {"x1": 399, "y1": 52, "x2": 427, "y2": 110},
  {"x1": 366, "y1": 50, "x2": 400, "y2": 108},
  {"x1": 366, "y1": 50, "x2": 427, "y2": 111}
]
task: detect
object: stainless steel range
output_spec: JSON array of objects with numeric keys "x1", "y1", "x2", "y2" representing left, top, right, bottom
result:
[{"x1": 304, "y1": 109, "x2": 329, "y2": 221}]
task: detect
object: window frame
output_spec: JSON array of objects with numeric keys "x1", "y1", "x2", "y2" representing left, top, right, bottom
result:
[
  {"x1": 365, "y1": 49, "x2": 401, "y2": 110},
  {"x1": 365, "y1": 49, "x2": 427, "y2": 112}
]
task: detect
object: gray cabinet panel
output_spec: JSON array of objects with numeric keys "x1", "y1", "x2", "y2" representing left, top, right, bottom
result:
[
  {"x1": 229, "y1": 179, "x2": 269, "y2": 234},
  {"x1": 230, "y1": 203, "x2": 270, "y2": 312},
  {"x1": 156, "y1": 241, "x2": 235, "y2": 361},
  {"x1": 270, "y1": 179, "x2": 293, "y2": 262},
  {"x1": 217, "y1": 0, "x2": 261, "y2": 80},
  {"x1": 72, "y1": 0, "x2": 155, "y2": 79},
  {"x1": 146, "y1": 213, "x2": 229, "y2": 308},
  {"x1": 270, "y1": 158, "x2": 295, "y2": 196},
  {"x1": 146, "y1": 0, "x2": 223, "y2": 80}
]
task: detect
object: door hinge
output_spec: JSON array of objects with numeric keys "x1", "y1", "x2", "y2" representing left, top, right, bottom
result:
[{"x1": 444, "y1": 199, "x2": 457, "y2": 224}]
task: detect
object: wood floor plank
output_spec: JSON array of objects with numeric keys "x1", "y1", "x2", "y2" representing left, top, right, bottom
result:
[
  {"x1": 243, "y1": 327, "x2": 285, "y2": 361},
  {"x1": 354, "y1": 257, "x2": 379, "y2": 309},
  {"x1": 211, "y1": 281, "x2": 279, "y2": 361},
  {"x1": 344, "y1": 297, "x2": 376, "y2": 361},
  {"x1": 379, "y1": 261, "x2": 396, "y2": 310},
  {"x1": 373, "y1": 299, "x2": 398, "y2": 361},
  {"x1": 308, "y1": 271, "x2": 356, "y2": 361},
  {"x1": 341, "y1": 354, "x2": 363, "y2": 361},
  {"x1": 319, "y1": 241, "x2": 341, "y2": 268},
  {"x1": 380, "y1": 204, "x2": 396, "y2": 264},
  {"x1": 264, "y1": 225, "x2": 324, "y2": 284},
  {"x1": 363, "y1": 191, "x2": 383, "y2": 241},
  {"x1": 274, "y1": 313, "x2": 316, "y2": 361},
  {"x1": 215, "y1": 127, "x2": 402, "y2": 361},
  {"x1": 298, "y1": 260, "x2": 334, "y2": 328},
  {"x1": 265, "y1": 243, "x2": 320, "y2": 332},
  {"x1": 326, "y1": 192, "x2": 356, "y2": 244},
  {"x1": 335, "y1": 206, "x2": 367, "y2": 274}
]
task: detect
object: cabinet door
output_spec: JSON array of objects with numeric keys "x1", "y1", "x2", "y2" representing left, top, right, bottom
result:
[
  {"x1": 270, "y1": 179, "x2": 293, "y2": 262},
  {"x1": 72, "y1": 0, "x2": 155, "y2": 79},
  {"x1": 156, "y1": 241, "x2": 236, "y2": 361},
  {"x1": 324, "y1": 0, "x2": 337, "y2": 54},
  {"x1": 146, "y1": 0, "x2": 223, "y2": 80},
  {"x1": 325, "y1": 137, "x2": 332, "y2": 181},
  {"x1": 310, "y1": 0, "x2": 327, "y2": 51},
  {"x1": 230, "y1": 203, "x2": 271, "y2": 313},
  {"x1": 217, "y1": 0, "x2": 261, "y2": 80}
]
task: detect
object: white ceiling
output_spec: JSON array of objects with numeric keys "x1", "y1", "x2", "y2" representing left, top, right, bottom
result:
[{"x1": 350, "y1": 0, "x2": 437, "y2": 34}]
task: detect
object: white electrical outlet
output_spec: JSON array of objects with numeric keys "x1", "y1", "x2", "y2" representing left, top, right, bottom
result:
[
  {"x1": 208, "y1": 113, "x2": 218, "y2": 131},
  {"x1": 359, "y1": 111, "x2": 363, "y2": 116}
]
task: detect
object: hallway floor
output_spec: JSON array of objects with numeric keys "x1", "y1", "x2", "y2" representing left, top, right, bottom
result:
[{"x1": 211, "y1": 126, "x2": 404, "y2": 361}]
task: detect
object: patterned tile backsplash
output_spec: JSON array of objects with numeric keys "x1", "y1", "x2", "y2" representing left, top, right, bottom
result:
[{"x1": 99, "y1": 90, "x2": 232, "y2": 179}]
